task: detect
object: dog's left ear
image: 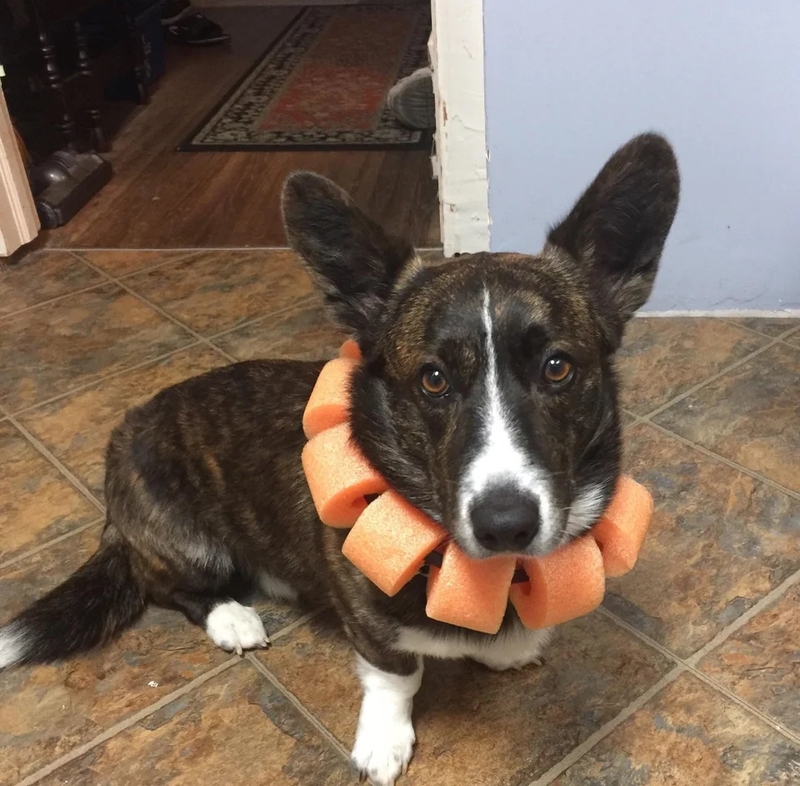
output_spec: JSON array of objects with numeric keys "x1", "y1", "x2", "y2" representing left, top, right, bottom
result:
[
  {"x1": 282, "y1": 172, "x2": 415, "y2": 338},
  {"x1": 547, "y1": 133, "x2": 680, "y2": 339}
]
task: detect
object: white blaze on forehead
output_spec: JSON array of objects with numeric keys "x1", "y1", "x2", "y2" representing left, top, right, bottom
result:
[{"x1": 457, "y1": 290, "x2": 557, "y2": 550}]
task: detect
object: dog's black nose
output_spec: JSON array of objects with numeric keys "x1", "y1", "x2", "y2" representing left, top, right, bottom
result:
[{"x1": 470, "y1": 490, "x2": 540, "y2": 553}]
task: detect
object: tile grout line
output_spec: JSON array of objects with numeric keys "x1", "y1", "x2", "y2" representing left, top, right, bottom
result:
[
  {"x1": 246, "y1": 653, "x2": 354, "y2": 767},
  {"x1": 686, "y1": 564, "x2": 800, "y2": 666},
  {"x1": 528, "y1": 666, "x2": 684, "y2": 786},
  {"x1": 70, "y1": 248, "x2": 205, "y2": 282},
  {"x1": 640, "y1": 333, "x2": 787, "y2": 421},
  {"x1": 0, "y1": 281, "x2": 109, "y2": 323},
  {"x1": 719, "y1": 317, "x2": 764, "y2": 337},
  {"x1": 719, "y1": 317, "x2": 800, "y2": 343},
  {"x1": 0, "y1": 518, "x2": 104, "y2": 573},
  {"x1": 75, "y1": 253, "x2": 320, "y2": 366},
  {"x1": 13, "y1": 609, "x2": 323, "y2": 786},
  {"x1": 624, "y1": 412, "x2": 800, "y2": 502},
  {"x1": 534, "y1": 558, "x2": 800, "y2": 782},
  {"x1": 263, "y1": 609, "x2": 323, "y2": 644},
  {"x1": 110, "y1": 266, "x2": 321, "y2": 348},
  {"x1": 57, "y1": 245, "x2": 445, "y2": 253},
  {"x1": 9, "y1": 340, "x2": 204, "y2": 419},
  {"x1": 206, "y1": 293, "x2": 319, "y2": 341},
  {"x1": 0, "y1": 407, "x2": 105, "y2": 513},
  {"x1": 14, "y1": 657, "x2": 240, "y2": 786},
  {"x1": 71, "y1": 253, "x2": 239, "y2": 364},
  {"x1": 595, "y1": 607, "x2": 681, "y2": 664},
  {"x1": 635, "y1": 303, "x2": 800, "y2": 316},
  {"x1": 0, "y1": 248, "x2": 205, "y2": 324},
  {"x1": 598, "y1": 605, "x2": 800, "y2": 746},
  {"x1": 775, "y1": 323, "x2": 800, "y2": 339},
  {"x1": 4, "y1": 248, "x2": 243, "y2": 310},
  {"x1": 618, "y1": 322, "x2": 800, "y2": 500},
  {"x1": 648, "y1": 420, "x2": 800, "y2": 500},
  {"x1": 8, "y1": 281, "x2": 319, "y2": 422},
  {"x1": 690, "y1": 668, "x2": 800, "y2": 746},
  {"x1": 66, "y1": 246, "x2": 298, "y2": 252}
]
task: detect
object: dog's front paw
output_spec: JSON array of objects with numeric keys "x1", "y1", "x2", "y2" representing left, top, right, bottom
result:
[
  {"x1": 205, "y1": 601, "x2": 270, "y2": 656},
  {"x1": 351, "y1": 717, "x2": 415, "y2": 786}
]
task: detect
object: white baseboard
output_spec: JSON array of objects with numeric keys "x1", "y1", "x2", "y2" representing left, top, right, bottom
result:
[{"x1": 637, "y1": 309, "x2": 800, "y2": 318}]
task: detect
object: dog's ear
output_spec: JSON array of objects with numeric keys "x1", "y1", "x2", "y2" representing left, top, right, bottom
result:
[
  {"x1": 282, "y1": 172, "x2": 415, "y2": 337},
  {"x1": 547, "y1": 133, "x2": 680, "y2": 337}
]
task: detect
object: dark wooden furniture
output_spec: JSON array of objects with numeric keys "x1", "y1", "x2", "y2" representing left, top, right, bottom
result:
[
  {"x1": 27, "y1": 0, "x2": 149, "y2": 152},
  {"x1": 0, "y1": 0, "x2": 149, "y2": 155}
]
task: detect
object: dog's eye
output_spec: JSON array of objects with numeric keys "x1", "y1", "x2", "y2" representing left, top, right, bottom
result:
[
  {"x1": 420, "y1": 365, "x2": 450, "y2": 397},
  {"x1": 542, "y1": 354, "x2": 574, "y2": 386}
]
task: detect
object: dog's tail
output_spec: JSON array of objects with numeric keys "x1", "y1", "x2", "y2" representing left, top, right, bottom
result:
[{"x1": 0, "y1": 530, "x2": 146, "y2": 668}]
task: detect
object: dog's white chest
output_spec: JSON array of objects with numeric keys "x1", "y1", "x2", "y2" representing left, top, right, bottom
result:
[{"x1": 394, "y1": 624, "x2": 551, "y2": 671}]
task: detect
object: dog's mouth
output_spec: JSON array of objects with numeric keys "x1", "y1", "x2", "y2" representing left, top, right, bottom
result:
[{"x1": 419, "y1": 549, "x2": 531, "y2": 583}]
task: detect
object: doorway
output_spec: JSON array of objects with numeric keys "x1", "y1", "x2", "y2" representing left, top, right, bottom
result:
[{"x1": 1, "y1": 0, "x2": 491, "y2": 255}]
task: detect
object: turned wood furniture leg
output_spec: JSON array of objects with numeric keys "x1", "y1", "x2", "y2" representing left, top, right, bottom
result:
[
  {"x1": 37, "y1": 24, "x2": 77, "y2": 149},
  {"x1": 124, "y1": 3, "x2": 150, "y2": 104},
  {"x1": 73, "y1": 19, "x2": 108, "y2": 152}
]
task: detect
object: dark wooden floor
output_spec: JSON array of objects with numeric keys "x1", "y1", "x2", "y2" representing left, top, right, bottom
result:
[{"x1": 45, "y1": 6, "x2": 440, "y2": 250}]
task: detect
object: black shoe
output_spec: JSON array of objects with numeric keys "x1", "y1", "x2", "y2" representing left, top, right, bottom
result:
[
  {"x1": 161, "y1": 0, "x2": 192, "y2": 26},
  {"x1": 166, "y1": 12, "x2": 230, "y2": 45}
]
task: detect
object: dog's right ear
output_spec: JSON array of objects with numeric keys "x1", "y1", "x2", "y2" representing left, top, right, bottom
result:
[{"x1": 281, "y1": 172, "x2": 415, "y2": 338}]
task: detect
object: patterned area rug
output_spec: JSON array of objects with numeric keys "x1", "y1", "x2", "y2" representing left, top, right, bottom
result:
[{"x1": 179, "y1": 4, "x2": 432, "y2": 151}]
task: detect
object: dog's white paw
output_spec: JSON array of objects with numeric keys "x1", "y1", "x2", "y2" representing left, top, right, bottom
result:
[
  {"x1": 351, "y1": 716, "x2": 415, "y2": 786},
  {"x1": 352, "y1": 655, "x2": 423, "y2": 786},
  {"x1": 205, "y1": 601, "x2": 269, "y2": 655}
]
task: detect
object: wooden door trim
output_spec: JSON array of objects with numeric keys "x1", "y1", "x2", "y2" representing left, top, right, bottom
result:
[
  {"x1": 430, "y1": 0, "x2": 490, "y2": 256},
  {"x1": 0, "y1": 85, "x2": 40, "y2": 257}
]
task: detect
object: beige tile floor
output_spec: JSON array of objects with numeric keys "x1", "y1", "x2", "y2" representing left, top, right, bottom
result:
[{"x1": 0, "y1": 249, "x2": 798, "y2": 786}]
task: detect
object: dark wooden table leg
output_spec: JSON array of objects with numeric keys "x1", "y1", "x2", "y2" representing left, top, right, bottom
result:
[
  {"x1": 125, "y1": 4, "x2": 150, "y2": 104},
  {"x1": 73, "y1": 19, "x2": 108, "y2": 152},
  {"x1": 37, "y1": 24, "x2": 77, "y2": 150}
]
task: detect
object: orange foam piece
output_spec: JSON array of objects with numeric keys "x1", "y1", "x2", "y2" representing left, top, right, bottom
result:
[
  {"x1": 339, "y1": 339, "x2": 362, "y2": 360},
  {"x1": 302, "y1": 422, "x2": 388, "y2": 527},
  {"x1": 303, "y1": 357, "x2": 359, "y2": 439},
  {"x1": 591, "y1": 476, "x2": 653, "y2": 577},
  {"x1": 426, "y1": 545, "x2": 516, "y2": 634},
  {"x1": 509, "y1": 535, "x2": 605, "y2": 629},
  {"x1": 342, "y1": 491, "x2": 449, "y2": 596}
]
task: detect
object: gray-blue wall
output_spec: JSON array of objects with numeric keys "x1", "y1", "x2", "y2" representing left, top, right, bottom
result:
[{"x1": 484, "y1": 0, "x2": 800, "y2": 311}]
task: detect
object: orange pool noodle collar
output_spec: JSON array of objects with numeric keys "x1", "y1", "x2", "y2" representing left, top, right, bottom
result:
[
  {"x1": 426, "y1": 549, "x2": 517, "y2": 634},
  {"x1": 302, "y1": 343, "x2": 654, "y2": 634},
  {"x1": 302, "y1": 422, "x2": 388, "y2": 527},
  {"x1": 342, "y1": 490, "x2": 448, "y2": 596},
  {"x1": 509, "y1": 536, "x2": 605, "y2": 630}
]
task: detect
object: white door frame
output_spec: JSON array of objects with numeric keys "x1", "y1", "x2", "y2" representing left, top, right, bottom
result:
[
  {"x1": 0, "y1": 84, "x2": 39, "y2": 256},
  {"x1": 430, "y1": 0, "x2": 489, "y2": 256}
]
